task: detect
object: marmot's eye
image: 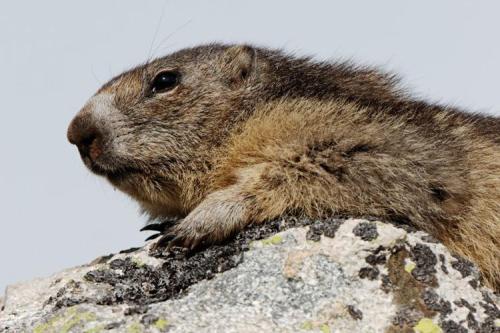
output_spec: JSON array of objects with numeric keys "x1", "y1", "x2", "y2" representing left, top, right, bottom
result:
[{"x1": 150, "y1": 71, "x2": 180, "y2": 94}]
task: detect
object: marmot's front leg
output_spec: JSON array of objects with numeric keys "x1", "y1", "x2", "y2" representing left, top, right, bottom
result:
[
  {"x1": 157, "y1": 186, "x2": 253, "y2": 250},
  {"x1": 155, "y1": 163, "x2": 284, "y2": 250}
]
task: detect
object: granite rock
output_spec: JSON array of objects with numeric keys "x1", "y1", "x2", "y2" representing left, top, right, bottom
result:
[{"x1": 1, "y1": 217, "x2": 498, "y2": 333}]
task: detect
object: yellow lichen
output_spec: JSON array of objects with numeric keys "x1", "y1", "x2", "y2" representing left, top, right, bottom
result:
[
  {"x1": 127, "y1": 322, "x2": 143, "y2": 333},
  {"x1": 61, "y1": 309, "x2": 96, "y2": 333},
  {"x1": 33, "y1": 307, "x2": 97, "y2": 333},
  {"x1": 414, "y1": 318, "x2": 442, "y2": 333},
  {"x1": 131, "y1": 257, "x2": 145, "y2": 267},
  {"x1": 33, "y1": 317, "x2": 60, "y2": 333},
  {"x1": 300, "y1": 321, "x2": 314, "y2": 330},
  {"x1": 154, "y1": 318, "x2": 169, "y2": 331},
  {"x1": 261, "y1": 234, "x2": 283, "y2": 246},
  {"x1": 84, "y1": 325, "x2": 104, "y2": 333},
  {"x1": 299, "y1": 321, "x2": 330, "y2": 332},
  {"x1": 319, "y1": 323, "x2": 330, "y2": 333},
  {"x1": 404, "y1": 260, "x2": 416, "y2": 273}
]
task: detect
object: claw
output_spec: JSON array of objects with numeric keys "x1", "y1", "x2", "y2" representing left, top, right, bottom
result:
[
  {"x1": 140, "y1": 218, "x2": 177, "y2": 232},
  {"x1": 153, "y1": 233, "x2": 176, "y2": 250},
  {"x1": 140, "y1": 223, "x2": 167, "y2": 232},
  {"x1": 170, "y1": 234, "x2": 206, "y2": 252},
  {"x1": 166, "y1": 235, "x2": 185, "y2": 250},
  {"x1": 144, "y1": 233, "x2": 162, "y2": 241}
]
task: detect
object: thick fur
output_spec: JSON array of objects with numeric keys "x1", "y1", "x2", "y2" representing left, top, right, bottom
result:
[{"x1": 67, "y1": 44, "x2": 500, "y2": 290}]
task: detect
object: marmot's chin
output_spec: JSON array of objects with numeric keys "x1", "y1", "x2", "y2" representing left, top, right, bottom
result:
[
  {"x1": 106, "y1": 168, "x2": 138, "y2": 184},
  {"x1": 84, "y1": 157, "x2": 139, "y2": 184}
]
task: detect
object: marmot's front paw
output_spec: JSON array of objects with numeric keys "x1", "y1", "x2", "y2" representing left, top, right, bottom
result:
[
  {"x1": 152, "y1": 190, "x2": 250, "y2": 251},
  {"x1": 161, "y1": 217, "x2": 211, "y2": 251}
]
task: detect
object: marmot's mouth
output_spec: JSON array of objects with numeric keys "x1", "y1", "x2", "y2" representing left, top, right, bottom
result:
[{"x1": 84, "y1": 157, "x2": 142, "y2": 182}]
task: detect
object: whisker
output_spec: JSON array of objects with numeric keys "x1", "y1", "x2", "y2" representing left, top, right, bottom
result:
[
  {"x1": 90, "y1": 65, "x2": 102, "y2": 85},
  {"x1": 150, "y1": 18, "x2": 193, "y2": 60},
  {"x1": 146, "y1": 0, "x2": 169, "y2": 63}
]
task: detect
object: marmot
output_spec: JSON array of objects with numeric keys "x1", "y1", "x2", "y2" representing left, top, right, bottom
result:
[{"x1": 67, "y1": 44, "x2": 500, "y2": 290}]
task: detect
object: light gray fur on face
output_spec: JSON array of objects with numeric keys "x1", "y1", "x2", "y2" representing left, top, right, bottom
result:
[
  {"x1": 86, "y1": 93, "x2": 116, "y2": 121},
  {"x1": 82, "y1": 93, "x2": 133, "y2": 170},
  {"x1": 92, "y1": 95, "x2": 136, "y2": 161}
]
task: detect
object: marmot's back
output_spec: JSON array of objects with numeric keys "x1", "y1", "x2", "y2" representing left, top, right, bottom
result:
[
  {"x1": 67, "y1": 43, "x2": 500, "y2": 290},
  {"x1": 215, "y1": 98, "x2": 500, "y2": 288}
]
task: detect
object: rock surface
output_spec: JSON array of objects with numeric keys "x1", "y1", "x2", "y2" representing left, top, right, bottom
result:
[{"x1": 1, "y1": 217, "x2": 499, "y2": 333}]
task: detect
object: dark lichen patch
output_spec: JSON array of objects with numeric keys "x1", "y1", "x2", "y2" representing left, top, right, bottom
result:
[
  {"x1": 365, "y1": 254, "x2": 386, "y2": 266},
  {"x1": 124, "y1": 305, "x2": 149, "y2": 316},
  {"x1": 104, "y1": 321, "x2": 123, "y2": 330},
  {"x1": 390, "y1": 306, "x2": 422, "y2": 330},
  {"x1": 49, "y1": 216, "x2": 348, "y2": 309},
  {"x1": 479, "y1": 292, "x2": 500, "y2": 327},
  {"x1": 469, "y1": 279, "x2": 480, "y2": 290},
  {"x1": 466, "y1": 312, "x2": 479, "y2": 331},
  {"x1": 450, "y1": 255, "x2": 475, "y2": 278},
  {"x1": 50, "y1": 295, "x2": 88, "y2": 310},
  {"x1": 481, "y1": 292, "x2": 499, "y2": 311},
  {"x1": 305, "y1": 218, "x2": 343, "y2": 241},
  {"x1": 46, "y1": 280, "x2": 89, "y2": 310},
  {"x1": 439, "y1": 254, "x2": 448, "y2": 274},
  {"x1": 410, "y1": 244, "x2": 437, "y2": 285},
  {"x1": 380, "y1": 274, "x2": 393, "y2": 293},
  {"x1": 453, "y1": 299, "x2": 476, "y2": 313},
  {"x1": 440, "y1": 320, "x2": 467, "y2": 333},
  {"x1": 352, "y1": 222, "x2": 378, "y2": 241},
  {"x1": 480, "y1": 319, "x2": 500, "y2": 333},
  {"x1": 82, "y1": 250, "x2": 244, "y2": 307},
  {"x1": 365, "y1": 248, "x2": 387, "y2": 266},
  {"x1": 358, "y1": 266, "x2": 379, "y2": 280},
  {"x1": 421, "y1": 289, "x2": 451, "y2": 318},
  {"x1": 140, "y1": 314, "x2": 158, "y2": 325},
  {"x1": 347, "y1": 305, "x2": 363, "y2": 320},
  {"x1": 108, "y1": 258, "x2": 127, "y2": 270},
  {"x1": 306, "y1": 221, "x2": 323, "y2": 241},
  {"x1": 322, "y1": 218, "x2": 343, "y2": 238},
  {"x1": 83, "y1": 268, "x2": 116, "y2": 284}
]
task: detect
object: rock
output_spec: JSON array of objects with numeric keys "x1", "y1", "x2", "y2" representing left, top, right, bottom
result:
[{"x1": 0, "y1": 217, "x2": 498, "y2": 333}]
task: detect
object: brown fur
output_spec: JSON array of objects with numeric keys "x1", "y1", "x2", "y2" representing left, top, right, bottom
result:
[{"x1": 67, "y1": 43, "x2": 500, "y2": 290}]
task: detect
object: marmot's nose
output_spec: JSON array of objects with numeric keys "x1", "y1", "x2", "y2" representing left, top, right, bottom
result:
[{"x1": 67, "y1": 114, "x2": 103, "y2": 161}]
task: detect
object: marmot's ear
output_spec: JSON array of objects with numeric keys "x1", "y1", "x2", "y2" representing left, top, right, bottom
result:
[{"x1": 222, "y1": 45, "x2": 257, "y2": 87}]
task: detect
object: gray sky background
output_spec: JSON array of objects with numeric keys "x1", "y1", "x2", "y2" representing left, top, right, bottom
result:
[{"x1": 1, "y1": 0, "x2": 499, "y2": 293}]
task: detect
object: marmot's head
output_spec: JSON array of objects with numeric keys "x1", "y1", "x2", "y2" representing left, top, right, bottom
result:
[{"x1": 67, "y1": 44, "x2": 262, "y2": 214}]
